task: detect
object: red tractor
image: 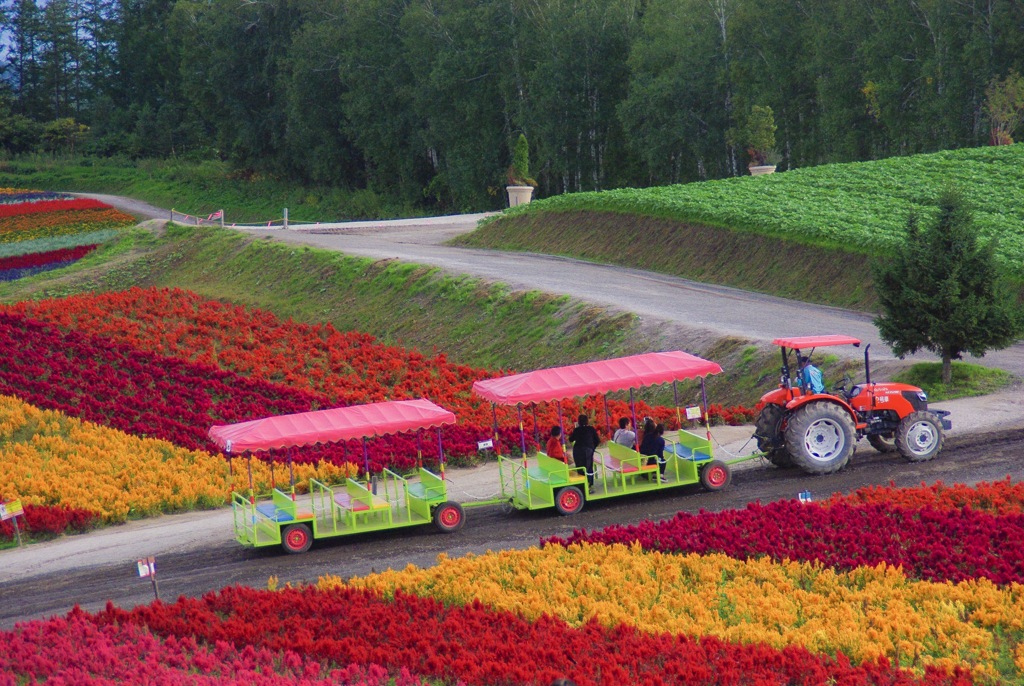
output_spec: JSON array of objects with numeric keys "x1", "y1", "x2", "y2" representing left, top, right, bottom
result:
[{"x1": 753, "y1": 335, "x2": 952, "y2": 474}]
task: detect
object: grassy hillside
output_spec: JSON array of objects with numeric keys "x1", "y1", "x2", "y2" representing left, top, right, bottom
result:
[
  {"x1": 457, "y1": 144, "x2": 1024, "y2": 309},
  {"x1": 0, "y1": 157, "x2": 420, "y2": 223},
  {"x1": 0, "y1": 222, "x2": 801, "y2": 407}
]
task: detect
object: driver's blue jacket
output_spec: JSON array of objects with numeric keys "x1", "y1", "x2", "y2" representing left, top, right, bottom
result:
[{"x1": 801, "y1": 365, "x2": 825, "y2": 394}]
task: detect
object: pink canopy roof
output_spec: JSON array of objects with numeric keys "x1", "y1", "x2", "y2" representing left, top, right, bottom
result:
[
  {"x1": 208, "y1": 398, "x2": 456, "y2": 453},
  {"x1": 773, "y1": 335, "x2": 861, "y2": 349},
  {"x1": 472, "y1": 351, "x2": 722, "y2": 405}
]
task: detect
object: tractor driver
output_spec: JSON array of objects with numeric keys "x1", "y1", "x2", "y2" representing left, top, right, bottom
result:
[{"x1": 798, "y1": 355, "x2": 825, "y2": 394}]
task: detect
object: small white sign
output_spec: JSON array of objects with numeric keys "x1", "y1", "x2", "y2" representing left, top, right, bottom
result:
[
  {"x1": 137, "y1": 556, "x2": 156, "y2": 578},
  {"x1": 685, "y1": 406, "x2": 702, "y2": 420},
  {"x1": 0, "y1": 500, "x2": 22, "y2": 521},
  {"x1": 477, "y1": 439, "x2": 494, "y2": 451}
]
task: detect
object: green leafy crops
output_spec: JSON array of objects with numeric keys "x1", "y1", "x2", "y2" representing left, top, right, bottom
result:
[{"x1": 504, "y1": 144, "x2": 1024, "y2": 268}]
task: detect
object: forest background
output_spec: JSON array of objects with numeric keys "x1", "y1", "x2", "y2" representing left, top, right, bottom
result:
[{"x1": 1, "y1": 0, "x2": 1022, "y2": 214}]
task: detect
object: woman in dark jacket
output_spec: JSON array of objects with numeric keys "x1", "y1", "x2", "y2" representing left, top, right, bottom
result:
[
  {"x1": 568, "y1": 414, "x2": 599, "y2": 487},
  {"x1": 640, "y1": 423, "x2": 667, "y2": 482}
]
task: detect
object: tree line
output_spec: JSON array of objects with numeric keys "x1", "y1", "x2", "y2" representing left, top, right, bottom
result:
[{"x1": 2, "y1": 0, "x2": 1023, "y2": 211}]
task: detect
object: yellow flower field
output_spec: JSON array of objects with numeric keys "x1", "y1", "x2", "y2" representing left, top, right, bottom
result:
[
  {"x1": 0, "y1": 394, "x2": 355, "y2": 521},
  {"x1": 325, "y1": 542, "x2": 1024, "y2": 681}
]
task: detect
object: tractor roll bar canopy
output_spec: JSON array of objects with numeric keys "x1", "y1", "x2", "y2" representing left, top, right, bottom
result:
[
  {"x1": 772, "y1": 335, "x2": 860, "y2": 349},
  {"x1": 472, "y1": 351, "x2": 722, "y2": 405},
  {"x1": 208, "y1": 398, "x2": 457, "y2": 453}
]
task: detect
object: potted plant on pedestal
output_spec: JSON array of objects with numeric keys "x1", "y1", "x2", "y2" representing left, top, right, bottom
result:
[
  {"x1": 506, "y1": 133, "x2": 537, "y2": 207},
  {"x1": 742, "y1": 105, "x2": 778, "y2": 176}
]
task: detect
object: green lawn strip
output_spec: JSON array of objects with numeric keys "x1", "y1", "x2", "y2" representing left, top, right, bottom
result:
[
  {"x1": 0, "y1": 157, "x2": 422, "y2": 224},
  {"x1": 893, "y1": 362, "x2": 1015, "y2": 402}
]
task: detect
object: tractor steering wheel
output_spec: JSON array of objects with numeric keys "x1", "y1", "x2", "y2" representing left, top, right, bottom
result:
[{"x1": 831, "y1": 374, "x2": 852, "y2": 399}]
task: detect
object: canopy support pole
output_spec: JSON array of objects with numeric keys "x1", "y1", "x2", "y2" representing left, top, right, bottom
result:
[
  {"x1": 246, "y1": 453, "x2": 254, "y2": 505},
  {"x1": 673, "y1": 381, "x2": 682, "y2": 431},
  {"x1": 436, "y1": 427, "x2": 445, "y2": 480},
  {"x1": 629, "y1": 388, "x2": 639, "y2": 450},
  {"x1": 602, "y1": 396, "x2": 611, "y2": 437},
  {"x1": 361, "y1": 437, "x2": 371, "y2": 478},
  {"x1": 700, "y1": 377, "x2": 712, "y2": 442},
  {"x1": 556, "y1": 401, "x2": 565, "y2": 451},
  {"x1": 517, "y1": 404, "x2": 527, "y2": 470},
  {"x1": 531, "y1": 404, "x2": 539, "y2": 448},
  {"x1": 269, "y1": 455, "x2": 276, "y2": 493},
  {"x1": 491, "y1": 404, "x2": 501, "y2": 455},
  {"x1": 287, "y1": 447, "x2": 295, "y2": 500},
  {"x1": 416, "y1": 430, "x2": 423, "y2": 470}
]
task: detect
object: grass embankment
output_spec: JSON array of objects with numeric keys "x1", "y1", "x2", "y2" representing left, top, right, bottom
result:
[
  {"x1": 0, "y1": 223, "x2": 779, "y2": 407},
  {"x1": 0, "y1": 157, "x2": 421, "y2": 224},
  {"x1": 456, "y1": 144, "x2": 1024, "y2": 310},
  {"x1": 3, "y1": 222, "x2": 1009, "y2": 405}
]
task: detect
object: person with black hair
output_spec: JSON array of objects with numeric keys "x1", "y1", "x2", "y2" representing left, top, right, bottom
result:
[
  {"x1": 612, "y1": 416, "x2": 636, "y2": 448},
  {"x1": 546, "y1": 425, "x2": 567, "y2": 463},
  {"x1": 640, "y1": 422, "x2": 668, "y2": 482},
  {"x1": 568, "y1": 414, "x2": 599, "y2": 487}
]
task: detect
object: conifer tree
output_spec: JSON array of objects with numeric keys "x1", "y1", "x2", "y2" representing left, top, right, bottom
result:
[{"x1": 873, "y1": 188, "x2": 1021, "y2": 383}]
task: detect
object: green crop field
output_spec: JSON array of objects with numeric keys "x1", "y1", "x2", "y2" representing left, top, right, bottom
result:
[{"x1": 497, "y1": 144, "x2": 1024, "y2": 268}]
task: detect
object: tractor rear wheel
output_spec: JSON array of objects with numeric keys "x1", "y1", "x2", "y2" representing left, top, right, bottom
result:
[
  {"x1": 895, "y1": 411, "x2": 944, "y2": 462},
  {"x1": 754, "y1": 404, "x2": 793, "y2": 468},
  {"x1": 784, "y1": 402, "x2": 856, "y2": 474},
  {"x1": 867, "y1": 433, "x2": 897, "y2": 453}
]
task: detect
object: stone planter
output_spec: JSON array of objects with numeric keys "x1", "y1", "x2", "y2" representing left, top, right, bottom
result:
[
  {"x1": 748, "y1": 165, "x2": 777, "y2": 176},
  {"x1": 506, "y1": 185, "x2": 534, "y2": 207}
]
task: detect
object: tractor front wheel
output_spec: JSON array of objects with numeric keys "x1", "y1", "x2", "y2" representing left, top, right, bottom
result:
[
  {"x1": 895, "y1": 412, "x2": 944, "y2": 462},
  {"x1": 754, "y1": 404, "x2": 793, "y2": 468},
  {"x1": 867, "y1": 433, "x2": 897, "y2": 453},
  {"x1": 433, "y1": 501, "x2": 465, "y2": 533},
  {"x1": 281, "y1": 523, "x2": 313, "y2": 554},
  {"x1": 784, "y1": 402, "x2": 856, "y2": 474}
]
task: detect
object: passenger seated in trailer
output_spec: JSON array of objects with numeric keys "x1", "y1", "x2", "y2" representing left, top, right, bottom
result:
[
  {"x1": 637, "y1": 416, "x2": 655, "y2": 450},
  {"x1": 798, "y1": 354, "x2": 825, "y2": 394},
  {"x1": 612, "y1": 416, "x2": 636, "y2": 449},
  {"x1": 640, "y1": 422, "x2": 668, "y2": 483},
  {"x1": 569, "y1": 414, "x2": 599, "y2": 487},
  {"x1": 546, "y1": 425, "x2": 567, "y2": 464}
]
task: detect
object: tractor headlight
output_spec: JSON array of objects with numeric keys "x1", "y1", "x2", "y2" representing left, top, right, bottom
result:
[{"x1": 917, "y1": 392, "x2": 928, "y2": 403}]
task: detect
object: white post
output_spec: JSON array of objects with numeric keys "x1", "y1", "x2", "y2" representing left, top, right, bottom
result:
[
  {"x1": 219, "y1": 210, "x2": 224, "y2": 228},
  {"x1": 283, "y1": 208, "x2": 288, "y2": 230}
]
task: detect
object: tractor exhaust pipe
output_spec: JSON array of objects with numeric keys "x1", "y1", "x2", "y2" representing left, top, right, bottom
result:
[{"x1": 864, "y1": 344, "x2": 871, "y2": 384}]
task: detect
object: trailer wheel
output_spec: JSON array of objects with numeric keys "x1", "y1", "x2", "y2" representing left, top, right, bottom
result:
[
  {"x1": 896, "y1": 411, "x2": 944, "y2": 462},
  {"x1": 754, "y1": 404, "x2": 793, "y2": 467},
  {"x1": 555, "y1": 486, "x2": 584, "y2": 516},
  {"x1": 785, "y1": 402, "x2": 856, "y2": 474},
  {"x1": 700, "y1": 460, "x2": 732, "y2": 491},
  {"x1": 433, "y1": 501, "x2": 465, "y2": 533},
  {"x1": 867, "y1": 433, "x2": 897, "y2": 453},
  {"x1": 281, "y1": 523, "x2": 313, "y2": 554}
]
